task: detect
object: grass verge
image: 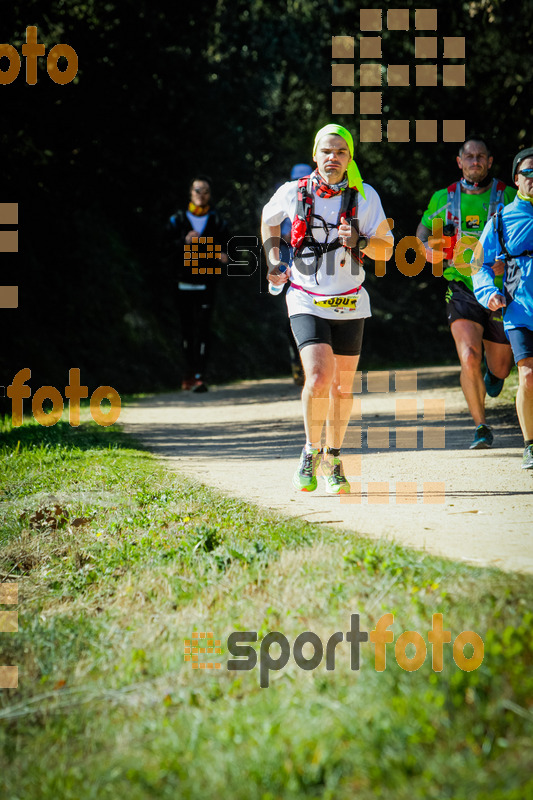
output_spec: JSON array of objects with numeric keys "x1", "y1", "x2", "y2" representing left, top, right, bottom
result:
[{"x1": 0, "y1": 410, "x2": 532, "y2": 799}]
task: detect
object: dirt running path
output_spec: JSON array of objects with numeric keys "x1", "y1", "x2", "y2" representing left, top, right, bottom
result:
[{"x1": 121, "y1": 367, "x2": 533, "y2": 574}]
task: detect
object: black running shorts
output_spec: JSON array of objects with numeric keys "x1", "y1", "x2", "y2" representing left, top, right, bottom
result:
[
  {"x1": 290, "y1": 313, "x2": 365, "y2": 356},
  {"x1": 445, "y1": 280, "x2": 508, "y2": 344}
]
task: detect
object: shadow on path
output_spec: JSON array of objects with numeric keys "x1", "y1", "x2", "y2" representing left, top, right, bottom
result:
[{"x1": 123, "y1": 412, "x2": 523, "y2": 461}]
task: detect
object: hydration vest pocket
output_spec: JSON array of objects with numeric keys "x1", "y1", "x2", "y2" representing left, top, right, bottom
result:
[{"x1": 290, "y1": 218, "x2": 308, "y2": 249}]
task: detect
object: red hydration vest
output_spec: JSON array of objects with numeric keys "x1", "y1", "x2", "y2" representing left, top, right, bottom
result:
[{"x1": 290, "y1": 176, "x2": 360, "y2": 262}]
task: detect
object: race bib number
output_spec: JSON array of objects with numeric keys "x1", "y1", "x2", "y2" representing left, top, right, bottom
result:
[{"x1": 313, "y1": 294, "x2": 358, "y2": 311}]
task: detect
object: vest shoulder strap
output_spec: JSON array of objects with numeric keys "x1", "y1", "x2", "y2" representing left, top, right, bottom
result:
[
  {"x1": 296, "y1": 179, "x2": 359, "y2": 224},
  {"x1": 488, "y1": 179, "x2": 507, "y2": 218},
  {"x1": 340, "y1": 187, "x2": 358, "y2": 221},
  {"x1": 446, "y1": 182, "x2": 461, "y2": 229},
  {"x1": 493, "y1": 208, "x2": 507, "y2": 255},
  {"x1": 295, "y1": 176, "x2": 314, "y2": 223},
  {"x1": 493, "y1": 207, "x2": 533, "y2": 260}
]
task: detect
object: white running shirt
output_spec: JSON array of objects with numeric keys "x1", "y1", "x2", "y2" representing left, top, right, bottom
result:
[{"x1": 262, "y1": 180, "x2": 391, "y2": 320}]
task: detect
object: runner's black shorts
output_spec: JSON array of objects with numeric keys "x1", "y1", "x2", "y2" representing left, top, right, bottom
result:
[
  {"x1": 290, "y1": 313, "x2": 365, "y2": 356},
  {"x1": 445, "y1": 280, "x2": 508, "y2": 344},
  {"x1": 506, "y1": 327, "x2": 533, "y2": 363}
]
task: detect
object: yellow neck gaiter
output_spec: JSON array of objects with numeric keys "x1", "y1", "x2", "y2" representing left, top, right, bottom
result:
[{"x1": 188, "y1": 201, "x2": 210, "y2": 216}]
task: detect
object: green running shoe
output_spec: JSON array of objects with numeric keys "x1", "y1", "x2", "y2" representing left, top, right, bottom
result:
[
  {"x1": 321, "y1": 453, "x2": 351, "y2": 495},
  {"x1": 292, "y1": 447, "x2": 321, "y2": 492},
  {"x1": 522, "y1": 444, "x2": 533, "y2": 470}
]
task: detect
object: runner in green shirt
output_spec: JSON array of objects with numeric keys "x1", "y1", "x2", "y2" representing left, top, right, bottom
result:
[{"x1": 416, "y1": 136, "x2": 516, "y2": 449}]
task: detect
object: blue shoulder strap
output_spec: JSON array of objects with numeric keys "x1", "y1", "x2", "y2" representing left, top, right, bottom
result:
[
  {"x1": 493, "y1": 206, "x2": 533, "y2": 260},
  {"x1": 488, "y1": 179, "x2": 506, "y2": 219}
]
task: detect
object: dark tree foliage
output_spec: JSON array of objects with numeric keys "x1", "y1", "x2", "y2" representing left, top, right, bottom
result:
[{"x1": 1, "y1": 0, "x2": 532, "y2": 396}]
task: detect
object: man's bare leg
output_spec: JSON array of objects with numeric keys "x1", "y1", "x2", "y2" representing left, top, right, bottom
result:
[
  {"x1": 291, "y1": 343, "x2": 335, "y2": 492},
  {"x1": 320, "y1": 353, "x2": 360, "y2": 494},
  {"x1": 325, "y1": 353, "x2": 360, "y2": 449},
  {"x1": 299, "y1": 343, "x2": 335, "y2": 448},
  {"x1": 483, "y1": 339, "x2": 514, "y2": 381},
  {"x1": 451, "y1": 319, "x2": 486, "y2": 426},
  {"x1": 516, "y1": 358, "x2": 533, "y2": 440}
]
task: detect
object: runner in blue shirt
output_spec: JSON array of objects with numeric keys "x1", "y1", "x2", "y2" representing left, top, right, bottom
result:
[{"x1": 472, "y1": 147, "x2": 533, "y2": 470}]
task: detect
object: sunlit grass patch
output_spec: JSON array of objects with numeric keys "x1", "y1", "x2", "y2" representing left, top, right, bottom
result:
[{"x1": 1, "y1": 411, "x2": 532, "y2": 799}]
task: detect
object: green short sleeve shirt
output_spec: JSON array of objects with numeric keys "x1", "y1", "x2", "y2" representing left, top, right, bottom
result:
[{"x1": 420, "y1": 183, "x2": 516, "y2": 291}]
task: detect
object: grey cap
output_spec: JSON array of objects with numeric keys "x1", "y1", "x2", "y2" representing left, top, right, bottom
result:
[{"x1": 512, "y1": 147, "x2": 533, "y2": 181}]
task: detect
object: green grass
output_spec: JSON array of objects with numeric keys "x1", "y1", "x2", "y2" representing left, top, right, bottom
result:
[{"x1": 1, "y1": 410, "x2": 532, "y2": 799}]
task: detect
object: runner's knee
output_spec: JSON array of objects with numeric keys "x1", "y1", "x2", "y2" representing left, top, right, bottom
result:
[
  {"x1": 519, "y1": 367, "x2": 533, "y2": 395},
  {"x1": 304, "y1": 368, "x2": 334, "y2": 395},
  {"x1": 329, "y1": 381, "x2": 353, "y2": 401},
  {"x1": 460, "y1": 345, "x2": 482, "y2": 373}
]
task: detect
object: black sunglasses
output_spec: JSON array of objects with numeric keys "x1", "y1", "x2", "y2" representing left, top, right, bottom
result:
[{"x1": 517, "y1": 168, "x2": 533, "y2": 177}]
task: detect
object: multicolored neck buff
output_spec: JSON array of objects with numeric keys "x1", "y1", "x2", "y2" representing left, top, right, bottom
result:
[
  {"x1": 312, "y1": 124, "x2": 366, "y2": 199},
  {"x1": 188, "y1": 201, "x2": 210, "y2": 216},
  {"x1": 311, "y1": 169, "x2": 348, "y2": 197},
  {"x1": 460, "y1": 175, "x2": 492, "y2": 190}
]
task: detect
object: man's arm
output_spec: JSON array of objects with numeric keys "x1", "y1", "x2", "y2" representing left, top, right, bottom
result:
[
  {"x1": 347, "y1": 186, "x2": 394, "y2": 261},
  {"x1": 338, "y1": 216, "x2": 394, "y2": 261},
  {"x1": 416, "y1": 220, "x2": 448, "y2": 264},
  {"x1": 261, "y1": 219, "x2": 290, "y2": 286},
  {"x1": 416, "y1": 221, "x2": 431, "y2": 246},
  {"x1": 415, "y1": 189, "x2": 449, "y2": 263},
  {"x1": 471, "y1": 224, "x2": 505, "y2": 310}
]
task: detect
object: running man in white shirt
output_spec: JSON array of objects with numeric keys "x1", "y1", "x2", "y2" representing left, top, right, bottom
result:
[{"x1": 261, "y1": 124, "x2": 393, "y2": 493}]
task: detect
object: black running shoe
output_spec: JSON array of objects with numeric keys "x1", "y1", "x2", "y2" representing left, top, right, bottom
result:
[{"x1": 483, "y1": 364, "x2": 504, "y2": 398}]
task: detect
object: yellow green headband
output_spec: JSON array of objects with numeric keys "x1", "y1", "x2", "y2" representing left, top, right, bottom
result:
[{"x1": 313, "y1": 124, "x2": 365, "y2": 199}]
